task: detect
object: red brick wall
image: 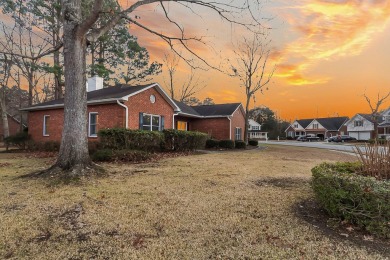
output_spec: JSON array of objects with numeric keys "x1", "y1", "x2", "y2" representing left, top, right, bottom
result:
[
  {"x1": 28, "y1": 104, "x2": 124, "y2": 142},
  {"x1": 0, "y1": 115, "x2": 22, "y2": 140},
  {"x1": 231, "y1": 106, "x2": 246, "y2": 141},
  {"x1": 124, "y1": 87, "x2": 174, "y2": 130},
  {"x1": 191, "y1": 118, "x2": 230, "y2": 140}
]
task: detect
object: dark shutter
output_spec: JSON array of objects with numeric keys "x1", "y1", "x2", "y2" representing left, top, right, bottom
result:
[
  {"x1": 139, "y1": 112, "x2": 143, "y2": 130},
  {"x1": 160, "y1": 116, "x2": 165, "y2": 131}
]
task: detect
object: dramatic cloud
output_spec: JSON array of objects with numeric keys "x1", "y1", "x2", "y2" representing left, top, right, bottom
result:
[{"x1": 276, "y1": 0, "x2": 390, "y2": 85}]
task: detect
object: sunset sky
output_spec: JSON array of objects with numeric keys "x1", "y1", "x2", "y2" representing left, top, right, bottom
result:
[{"x1": 123, "y1": 0, "x2": 390, "y2": 121}]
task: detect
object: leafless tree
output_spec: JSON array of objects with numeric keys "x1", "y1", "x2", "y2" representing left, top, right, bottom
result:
[
  {"x1": 231, "y1": 34, "x2": 275, "y2": 143},
  {"x1": 163, "y1": 52, "x2": 205, "y2": 102},
  {"x1": 0, "y1": 54, "x2": 12, "y2": 138},
  {"x1": 364, "y1": 91, "x2": 390, "y2": 139}
]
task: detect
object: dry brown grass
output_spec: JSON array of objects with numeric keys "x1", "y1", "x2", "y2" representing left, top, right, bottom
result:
[{"x1": 0, "y1": 146, "x2": 388, "y2": 259}]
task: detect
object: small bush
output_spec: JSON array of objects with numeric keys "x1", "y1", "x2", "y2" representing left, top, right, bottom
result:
[
  {"x1": 27, "y1": 141, "x2": 60, "y2": 152},
  {"x1": 286, "y1": 136, "x2": 294, "y2": 140},
  {"x1": 206, "y1": 139, "x2": 219, "y2": 149},
  {"x1": 248, "y1": 139, "x2": 258, "y2": 146},
  {"x1": 355, "y1": 143, "x2": 390, "y2": 180},
  {"x1": 92, "y1": 149, "x2": 113, "y2": 162},
  {"x1": 312, "y1": 162, "x2": 390, "y2": 238},
  {"x1": 235, "y1": 140, "x2": 246, "y2": 149},
  {"x1": 4, "y1": 132, "x2": 30, "y2": 150},
  {"x1": 92, "y1": 149, "x2": 153, "y2": 163},
  {"x1": 368, "y1": 139, "x2": 387, "y2": 145},
  {"x1": 218, "y1": 140, "x2": 235, "y2": 149},
  {"x1": 99, "y1": 128, "x2": 163, "y2": 151},
  {"x1": 163, "y1": 129, "x2": 208, "y2": 151}
]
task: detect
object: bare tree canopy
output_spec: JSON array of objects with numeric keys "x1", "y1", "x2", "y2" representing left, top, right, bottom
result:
[
  {"x1": 230, "y1": 33, "x2": 275, "y2": 143},
  {"x1": 364, "y1": 91, "x2": 390, "y2": 139},
  {"x1": 163, "y1": 52, "x2": 205, "y2": 102}
]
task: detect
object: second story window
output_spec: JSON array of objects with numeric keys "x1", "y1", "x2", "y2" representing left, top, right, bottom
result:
[
  {"x1": 313, "y1": 123, "x2": 319, "y2": 129},
  {"x1": 354, "y1": 120, "x2": 363, "y2": 127}
]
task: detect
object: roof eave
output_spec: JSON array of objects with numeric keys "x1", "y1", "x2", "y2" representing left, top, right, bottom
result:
[{"x1": 20, "y1": 98, "x2": 124, "y2": 111}]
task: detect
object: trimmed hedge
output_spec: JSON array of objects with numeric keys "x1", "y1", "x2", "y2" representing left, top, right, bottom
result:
[
  {"x1": 4, "y1": 131, "x2": 30, "y2": 150},
  {"x1": 99, "y1": 128, "x2": 163, "y2": 151},
  {"x1": 368, "y1": 139, "x2": 388, "y2": 145},
  {"x1": 163, "y1": 129, "x2": 207, "y2": 151},
  {"x1": 219, "y1": 140, "x2": 235, "y2": 149},
  {"x1": 312, "y1": 162, "x2": 390, "y2": 238},
  {"x1": 26, "y1": 141, "x2": 61, "y2": 152},
  {"x1": 248, "y1": 139, "x2": 258, "y2": 146},
  {"x1": 206, "y1": 139, "x2": 219, "y2": 149},
  {"x1": 235, "y1": 140, "x2": 246, "y2": 149},
  {"x1": 92, "y1": 149, "x2": 152, "y2": 163}
]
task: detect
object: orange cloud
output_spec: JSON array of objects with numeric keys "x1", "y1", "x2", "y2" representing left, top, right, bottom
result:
[{"x1": 276, "y1": 0, "x2": 390, "y2": 85}]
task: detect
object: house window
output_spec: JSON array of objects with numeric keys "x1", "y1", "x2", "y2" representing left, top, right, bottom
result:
[
  {"x1": 294, "y1": 124, "x2": 299, "y2": 128},
  {"x1": 384, "y1": 116, "x2": 390, "y2": 123},
  {"x1": 235, "y1": 127, "x2": 242, "y2": 140},
  {"x1": 89, "y1": 112, "x2": 98, "y2": 137},
  {"x1": 43, "y1": 115, "x2": 50, "y2": 136},
  {"x1": 313, "y1": 124, "x2": 319, "y2": 129},
  {"x1": 252, "y1": 125, "x2": 260, "y2": 130},
  {"x1": 177, "y1": 121, "x2": 187, "y2": 131},
  {"x1": 354, "y1": 120, "x2": 363, "y2": 127},
  {"x1": 143, "y1": 114, "x2": 160, "y2": 131}
]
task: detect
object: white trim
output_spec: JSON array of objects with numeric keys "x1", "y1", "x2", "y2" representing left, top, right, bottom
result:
[
  {"x1": 122, "y1": 83, "x2": 181, "y2": 112},
  {"x1": 88, "y1": 112, "x2": 99, "y2": 138},
  {"x1": 116, "y1": 100, "x2": 129, "y2": 128},
  {"x1": 21, "y1": 98, "x2": 121, "y2": 111},
  {"x1": 228, "y1": 116, "x2": 232, "y2": 140},
  {"x1": 43, "y1": 115, "x2": 50, "y2": 136}
]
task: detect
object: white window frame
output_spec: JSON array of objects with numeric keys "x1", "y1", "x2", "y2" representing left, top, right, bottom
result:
[
  {"x1": 354, "y1": 120, "x2": 363, "y2": 127},
  {"x1": 313, "y1": 123, "x2": 319, "y2": 129},
  {"x1": 43, "y1": 115, "x2": 50, "y2": 136},
  {"x1": 235, "y1": 127, "x2": 242, "y2": 140},
  {"x1": 143, "y1": 114, "x2": 161, "y2": 131},
  {"x1": 88, "y1": 112, "x2": 98, "y2": 137}
]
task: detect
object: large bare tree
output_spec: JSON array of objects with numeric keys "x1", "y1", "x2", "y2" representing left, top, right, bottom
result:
[
  {"x1": 364, "y1": 92, "x2": 390, "y2": 139},
  {"x1": 231, "y1": 34, "x2": 274, "y2": 143},
  {"x1": 2, "y1": 0, "x2": 263, "y2": 175},
  {"x1": 0, "y1": 54, "x2": 12, "y2": 139}
]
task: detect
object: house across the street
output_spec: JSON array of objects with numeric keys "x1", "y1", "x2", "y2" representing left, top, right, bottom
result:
[
  {"x1": 21, "y1": 77, "x2": 246, "y2": 142},
  {"x1": 285, "y1": 117, "x2": 349, "y2": 140},
  {"x1": 346, "y1": 108, "x2": 390, "y2": 140},
  {"x1": 247, "y1": 119, "x2": 268, "y2": 140}
]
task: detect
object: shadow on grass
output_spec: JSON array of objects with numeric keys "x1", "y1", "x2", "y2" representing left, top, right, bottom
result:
[{"x1": 293, "y1": 199, "x2": 390, "y2": 258}]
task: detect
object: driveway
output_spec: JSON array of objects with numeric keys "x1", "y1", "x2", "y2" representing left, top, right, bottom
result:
[{"x1": 259, "y1": 140, "x2": 359, "y2": 153}]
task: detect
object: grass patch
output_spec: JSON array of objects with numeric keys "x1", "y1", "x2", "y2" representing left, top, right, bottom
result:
[{"x1": 0, "y1": 146, "x2": 388, "y2": 259}]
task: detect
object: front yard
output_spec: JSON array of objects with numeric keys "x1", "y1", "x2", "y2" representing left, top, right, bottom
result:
[{"x1": 0, "y1": 146, "x2": 388, "y2": 259}]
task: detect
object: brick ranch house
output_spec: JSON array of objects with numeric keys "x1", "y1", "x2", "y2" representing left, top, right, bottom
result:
[
  {"x1": 285, "y1": 117, "x2": 349, "y2": 140},
  {"x1": 22, "y1": 78, "x2": 246, "y2": 142}
]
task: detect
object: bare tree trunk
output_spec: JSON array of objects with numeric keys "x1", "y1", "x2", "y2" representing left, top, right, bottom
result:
[
  {"x1": 54, "y1": 50, "x2": 63, "y2": 99},
  {"x1": 0, "y1": 87, "x2": 10, "y2": 138},
  {"x1": 56, "y1": 15, "x2": 91, "y2": 171},
  {"x1": 244, "y1": 95, "x2": 250, "y2": 143}
]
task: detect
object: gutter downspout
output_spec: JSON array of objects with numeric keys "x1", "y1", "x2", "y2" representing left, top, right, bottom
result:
[
  {"x1": 117, "y1": 100, "x2": 129, "y2": 128},
  {"x1": 173, "y1": 112, "x2": 179, "y2": 129},
  {"x1": 228, "y1": 116, "x2": 232, "y2": 140}
]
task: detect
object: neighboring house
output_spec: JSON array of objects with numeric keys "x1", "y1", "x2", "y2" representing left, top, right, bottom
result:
[
  {"x1": 378, "y1": 108, "x2": 390, "y2": 140},
  {"x1": 247, "y1": 119, "x2": 268, "y2": 140},
  {"x1": 0, "y1": 114, "x2": 25, "y2": 141},
  {"x1": 285, "y1": 117, "x2": 349, "y2": 139},
  {"x1": 345, "y1": 114, "x2": 378, "y2": 140},
  {"x1": 21, "y1": 77, "x2": 246, "y2": 142},
  {"x1": 346, "y1": 108, "x2": 390, "y2": 140}
]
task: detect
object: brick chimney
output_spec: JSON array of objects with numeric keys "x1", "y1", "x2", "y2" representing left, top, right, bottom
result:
[{"x1": 87, "y1": 76, "x2": 104, "y2": 92}]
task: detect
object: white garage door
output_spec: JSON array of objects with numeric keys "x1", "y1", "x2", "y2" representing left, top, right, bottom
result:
[{"x1": 349, "y1": 132, "x2": 371, "y2": 140}]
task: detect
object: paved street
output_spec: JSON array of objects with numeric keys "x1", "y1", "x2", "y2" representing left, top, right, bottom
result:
[{"x1": 259, "y1": 140, "x2": 359, "y2": 153}]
